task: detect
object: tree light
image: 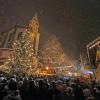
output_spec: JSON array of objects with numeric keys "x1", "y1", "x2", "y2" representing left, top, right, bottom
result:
[
  {"x1": 46, "y1": 67, "x2": 49, "y2": 70},
  {"x1": 29, "y1": 65, "x2": 32, "y2": 68}
]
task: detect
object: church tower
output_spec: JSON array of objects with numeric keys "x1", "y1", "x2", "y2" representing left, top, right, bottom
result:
[{"x1": 28, "y1": 13, "x2": 40, "y2": 56}]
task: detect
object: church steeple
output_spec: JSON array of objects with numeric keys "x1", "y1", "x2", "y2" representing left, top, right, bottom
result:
[
  {"x1": 32, "y1": 13, "x2": 38, "y2": 21},
  {"x1": 28, "y1": 13, "x2": 40, "y2": 57},
  {"x1": 29, "y1": 13, "x2": 39, "y2": 32}
]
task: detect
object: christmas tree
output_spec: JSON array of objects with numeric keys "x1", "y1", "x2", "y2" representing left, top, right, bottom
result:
[
  {"x1": 4, "y1": 30, "x2": 36, "y2": 75},
  {"x1": 42, "y1": 34, "x2": 71, "y2": 67}
]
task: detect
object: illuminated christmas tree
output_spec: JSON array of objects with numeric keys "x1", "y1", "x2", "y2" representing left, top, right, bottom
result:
[
  {"x1": 4, "y1": 30, "x2": 36, "y2": 75},
  {"x1": 42, "y1": 34, "x2": 71, "y2": 67}
]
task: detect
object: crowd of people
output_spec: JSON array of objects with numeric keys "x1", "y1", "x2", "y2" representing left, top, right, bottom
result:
[{"x1": 0, "y1": 73, "x2": 100, "y2": 100}]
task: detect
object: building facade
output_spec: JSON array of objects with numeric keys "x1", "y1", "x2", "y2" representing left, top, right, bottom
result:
[
  {"x1": 87, "y1": 37, "x2": 100, "y2": 68},
  {"x1": 87, "y1": 36, "x2": 100, "y2": 79},
  {"x1": 0, "y1": 25, "x2": 27, "y2": 65}
]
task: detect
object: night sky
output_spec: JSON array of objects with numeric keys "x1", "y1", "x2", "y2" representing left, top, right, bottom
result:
[{"x1": 0, "y1": 0, "x2": 100, "y2": 60}]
